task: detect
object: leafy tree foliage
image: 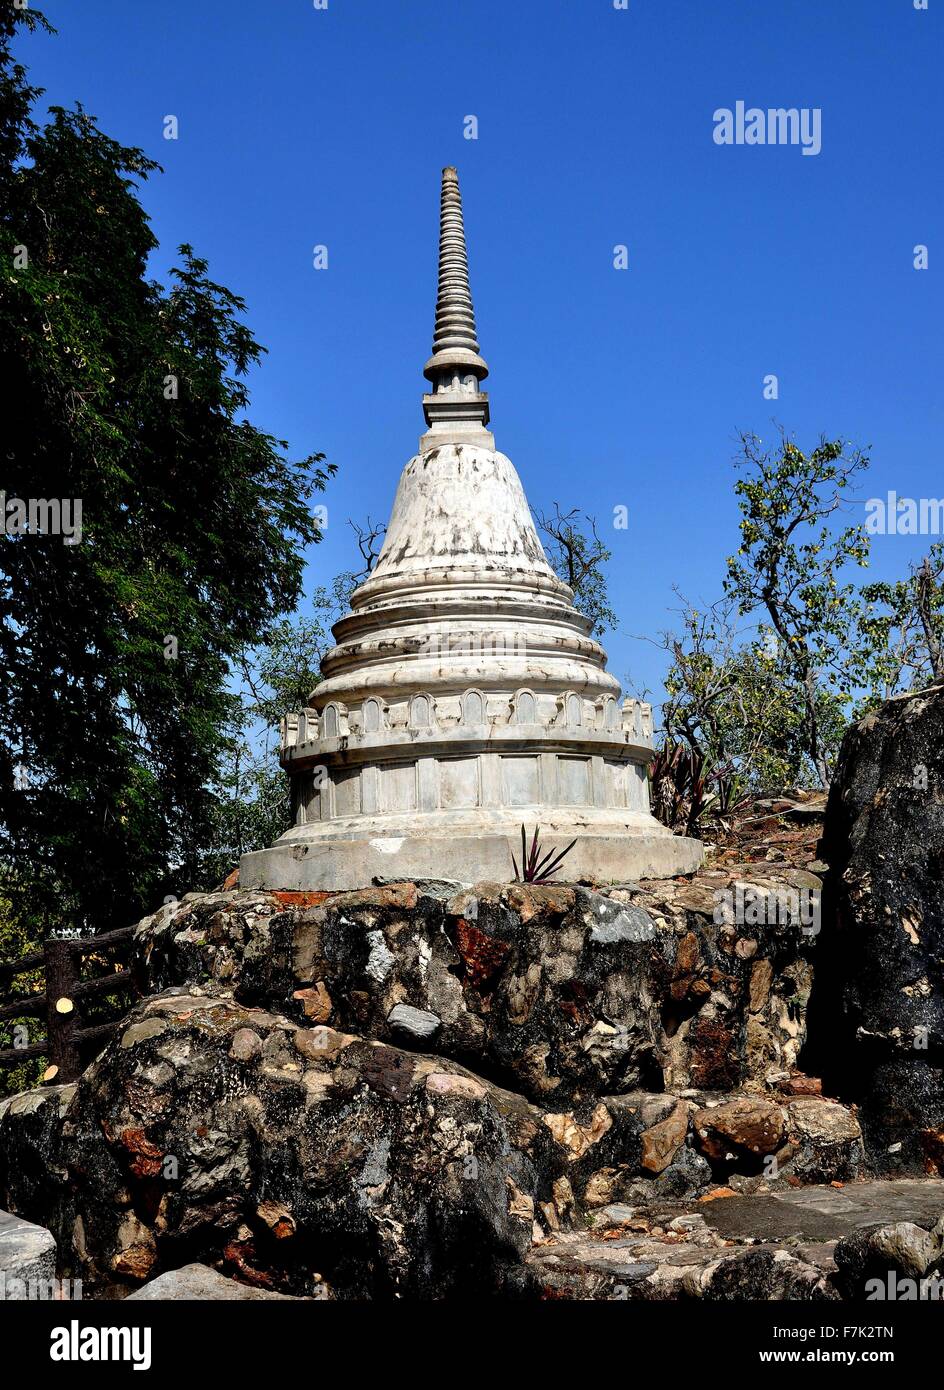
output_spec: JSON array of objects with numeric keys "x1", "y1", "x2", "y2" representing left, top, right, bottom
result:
[
  {"x1": 658, "y1": 600, "x2": 807, "y2": 796},
  {"x1": 650, "y1": 433, "x2": 943, "y2": 824},
  {"x1": 723, "y1": 430, "x2": 870, "y2": 786},
  {"x1": 852, "y1": 543, "x2": 944, "y2": 708},
  {"x1": 536, "y1": 505, "x2": 617, "y2": 637},
  {"x1": 0, "y1": 8, "x2": 334, "y2": 937},
  {"x1": 645, "y1": 598, "x2": 816, "y2": 830},
  {"x1": 0, "y1": 886, "x2": 44, "y2": 1094},
  {"x1": 199, "y1": 608, "x2": 333, "y2": 887}
]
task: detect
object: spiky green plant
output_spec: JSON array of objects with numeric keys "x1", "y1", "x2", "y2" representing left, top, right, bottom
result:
[{"x1": 511, "y1": 825, "x2": 577, "y2": 884}]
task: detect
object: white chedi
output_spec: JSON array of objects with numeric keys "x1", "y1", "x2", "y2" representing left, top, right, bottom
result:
[{"x1": 241, "y1": 169, "x2": 701, "y2": 890}]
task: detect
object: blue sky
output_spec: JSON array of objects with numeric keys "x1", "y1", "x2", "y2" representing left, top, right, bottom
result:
[{"x1": 20, "y1": 0, "x2": 943, "y2": 702}]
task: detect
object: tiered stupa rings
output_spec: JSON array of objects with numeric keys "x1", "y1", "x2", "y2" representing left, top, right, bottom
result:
[{"x1": 240, "y1": 168, "x2": 702, "y2": 890}]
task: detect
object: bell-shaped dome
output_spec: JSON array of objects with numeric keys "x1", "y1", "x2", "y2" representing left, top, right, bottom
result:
[{"x1": 371, "y1": 443, "x2": 556, "y2": 582}]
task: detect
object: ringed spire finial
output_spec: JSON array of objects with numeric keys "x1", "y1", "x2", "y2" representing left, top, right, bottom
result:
[
  {"x1": 421, "y1": 167, "x2": 492, "y2": 448},
  {"x1": 425, "y1": 167, "x2": 488, "y2": 380}
]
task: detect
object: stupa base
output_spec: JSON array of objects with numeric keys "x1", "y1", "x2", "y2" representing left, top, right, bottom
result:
[{"x1": 240, "y1": 827, "x2": 703, "y2": 892}]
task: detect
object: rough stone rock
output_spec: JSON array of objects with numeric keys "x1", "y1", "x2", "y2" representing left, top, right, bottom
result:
[
  {"x1": 702, "y1": 1247, "x2": 838, "y2": 1301},
  {"x1": 133, "y1": 868, "x2": 822, "y2": 1104},
  {"x1": 7, "y1": 1076, "x2": 858, "y2": 1277},
  {"x1": 785, "y1": 1097, "x2": 864, "y2": 1183},
  {"x1": 6, "y1": 1065, "x2": 865, "y2": 1300},
  {"x1": 293, "y1": 983, "x2": 332, "y2": 1022},
  {"x1": 693, "y1": 1097, "x2": 785, "y2": 1165},
  {"x1": 780, "y1": 1073, "x2": 822, "y2": 1097},
  {"x1": 15, "y1": 988, "x2": 564, "y2": 1299},
  {"x1": 833, "y1": 1217, "x2": 944, "y2": 1297},
  {"x1": 576, "y1": 888, "x2": 656, "y2": 945},
  {"x1": 134, "y1": 891, "x2": 307, "y2": 1005},
  {"x1": 126, "y1": 1263, "x2": 311, "y2": 1300},
  {"x1": 546, "y1": 1091, "x2": 715, "y2": 1205},
  {"x1": 0, "y1": 1083, "x2": 76, "y2": 1251},
  {"x1": 0, "y1": 1209, "x2": 57, "y2": 1297},
  {"x1": 386, "y1": 1003, "x2": 441, "y2": 1039},
  {"x1": 816, "y1": 682, "x2": 944, "y2": 1172},
  {"x1": 640, "y1": 1100, "x2": 690, "y2": 1174}
]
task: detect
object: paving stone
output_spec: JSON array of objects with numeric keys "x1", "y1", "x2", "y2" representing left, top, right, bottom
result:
[{"x1": 698, "y1": 1178, "x2": 944, "y2": 1243}]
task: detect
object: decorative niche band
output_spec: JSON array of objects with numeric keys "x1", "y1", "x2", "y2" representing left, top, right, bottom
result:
[{"x1": 279, "y1": 689, "x2": 654, "y2": 752}]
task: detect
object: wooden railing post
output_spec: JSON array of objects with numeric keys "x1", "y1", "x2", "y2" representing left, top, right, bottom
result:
[
  {"x1": 43, "y1": 939, "x2": 82, "y2": 1083},
  {"x1": 2, "y1": 925, "x2": 137, "y2": 1081}
]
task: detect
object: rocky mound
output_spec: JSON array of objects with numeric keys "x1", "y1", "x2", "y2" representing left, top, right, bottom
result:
[
  {"x1": 0, "y1": 983, "x2": 869, "y2": 1299},
  {"x1": 133, "y1": 870, "x2": 823, "y2": 1105},
  {"x1": 816, "y1": 682, "x2": 944, "y2": 1173},
  {"x1": 2, "y1": 721, "x2": 943, "y2": 1301}
]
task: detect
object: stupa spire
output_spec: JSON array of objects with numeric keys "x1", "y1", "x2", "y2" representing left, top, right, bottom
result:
[
  {"x1": 426, "y1": 167, "x2": 487, "y2": 375},
  {"x1": 421, "y1": 167, "x2": 492, "y2": 449}
]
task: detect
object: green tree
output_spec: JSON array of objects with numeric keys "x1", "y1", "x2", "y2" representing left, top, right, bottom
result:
[
  {"x1": 723, "y1": 430, "x2": 870, "y2": 786},
  {"x1": 202, "y1": 508, "x2": 392, "y2": 888},
  {"x1": 0, "y1": 8, "x2": 334, "y2": 938},
  {"x1": 0, "y1": 884, "x2": 45, "y2": 1095},
  {"x1": 657, "y1": 602, "x2": 802, "y2": 796},
  {"x1": 199, "y1": 609, "x2": 333, "y2": 885},
  {"x1": 330, "y1": 516, "x2": 386, "y2": 617},
  {"x1": 852, "y1": 543, "x2": 944, "y2": 709},
  {"x1": 648, "y1": 439, "x2": 943, "y2": 814},
  {"x1": 536, "y1": 504, "x2": 617, "y2": 636},
  {"x1": 644, "y1": 597, "x2": 820, "y2": 830}
]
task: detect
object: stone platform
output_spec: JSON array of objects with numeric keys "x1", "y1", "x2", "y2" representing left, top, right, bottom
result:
[
  {"x1": 129, "y1": 870, "x2": 826, "y2": 1106},
  {"x1": 241, "y1": 822, "x2": 702, "y2": 893}
]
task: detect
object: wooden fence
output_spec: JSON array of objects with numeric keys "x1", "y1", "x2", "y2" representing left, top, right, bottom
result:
[{"x1": 0, "y1": 927, "x2": 137, "y2": 1083}]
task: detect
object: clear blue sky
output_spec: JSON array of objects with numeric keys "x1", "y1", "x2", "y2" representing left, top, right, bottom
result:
[{"x1": 20, "y1": 0, "x2": 943, "y2": 702}]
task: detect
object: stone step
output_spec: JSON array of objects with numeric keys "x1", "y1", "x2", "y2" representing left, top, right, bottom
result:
[
  {"x1": 697, "y1": 1175, "x2": 944, "y2": 1242},
  {"x1": 528, "y1": 1178, "x2": 944, "y2": 1300}
]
